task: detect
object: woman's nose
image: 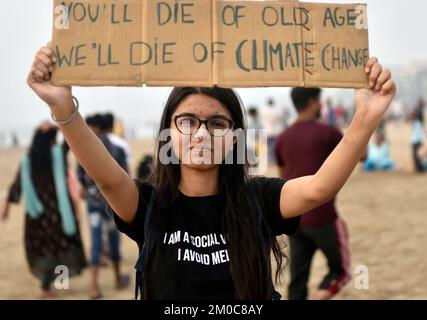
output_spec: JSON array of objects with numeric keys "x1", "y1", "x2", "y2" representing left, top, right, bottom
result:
[{"x1": 193, "y1": 123, "x2": 210, "y2": 141}]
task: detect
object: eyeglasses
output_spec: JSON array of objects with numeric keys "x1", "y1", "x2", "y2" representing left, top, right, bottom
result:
[{"x1": 174, "y1": 114, "x2": 234, "y2": 137}]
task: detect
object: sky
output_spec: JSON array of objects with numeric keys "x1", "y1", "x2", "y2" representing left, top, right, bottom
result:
[{"x1": 0, "y1": 0, "x2": 426, "y2": 141}]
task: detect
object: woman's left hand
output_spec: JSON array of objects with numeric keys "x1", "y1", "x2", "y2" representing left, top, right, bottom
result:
[{"x1": 355, "y1": 57, "x2": 397, "y2": 123}]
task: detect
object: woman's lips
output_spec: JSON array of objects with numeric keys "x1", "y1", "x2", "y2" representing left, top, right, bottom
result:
[{"x1": 191, "y1": 146, "x2": 212, "y2": 152}]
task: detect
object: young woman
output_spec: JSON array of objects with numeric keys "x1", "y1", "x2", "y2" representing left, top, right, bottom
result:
[
  {"x1": 26, "y1": 45, "x2": 396, "y2": 300},
  {"x1": 1, "y1": 123, "x2": 87, "y2": 298}
]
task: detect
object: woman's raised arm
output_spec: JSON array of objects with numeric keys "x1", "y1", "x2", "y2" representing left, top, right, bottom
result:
[
  {"x1": 27, "y1": 44, "x2": 138, "y2": 224},
  {"x1": 280, "y1": 57, "x2": 397, "y2": 219}
]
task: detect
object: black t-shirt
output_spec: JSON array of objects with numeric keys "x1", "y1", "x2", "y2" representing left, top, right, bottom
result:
[{"x1": 110, "y1": 177, "x2": 300, "y2": 300}]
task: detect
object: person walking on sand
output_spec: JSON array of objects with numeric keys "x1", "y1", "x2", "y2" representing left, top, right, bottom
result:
[
  {"x1": 77, "y1": 114, "x2": 130, "y2": 299},
  {"x1": 0, "y1": 123, "x2": 87, "y2": 298},
  {"x1": 275, "y1": 88, "x2": 356, "y2": 300}
]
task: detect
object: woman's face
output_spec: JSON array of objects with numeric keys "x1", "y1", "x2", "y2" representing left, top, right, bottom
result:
[{"x1": 170, "y1": 94, "x2": 236, "y2": 170}]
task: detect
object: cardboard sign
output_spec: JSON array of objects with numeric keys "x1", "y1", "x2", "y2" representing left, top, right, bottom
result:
[{"x1": 51, "y1": 0, "x2": 369, "y2": 88}]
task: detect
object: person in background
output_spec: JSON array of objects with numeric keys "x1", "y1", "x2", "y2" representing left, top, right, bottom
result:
[
  {"x1": 103, "y1": 113, "x2": 132, "y2": 168},
  {"x1": 282, "y1": 106, "x2": 293, "y2": 130},
  {"x1": 260, "y1": 98, "x2": 284, "y2": 165},
  {"x1": 77, "y1": 115, "x2": 130, "y2": 299},
  {"x1": 326, "y1": 98, "x2": 337, "y2": 128},
  {"x1": 415, "y1": 97, "x2": 425, "y2": 124},
  {"x1": 334, "y1": 102, "x2": 346, "y2": 129},
  {"x1": 247, "y1": 107, "x2": 262, "y2": 132},
  {"x1": 364, "y1": 130, "x2": 396, "y2": 171},
  {"x1": 247, "y1": 107, "x2": 263, "y2": 171},
  {"x1": 11, "y1": 132, "x2": 19, "y2": 149},
  {"x1": 415, "y1": 101, "x2": 427, "y2": 170},
  {"x1": 275, "y1": 88, "x2": 352, "y2": 300},
  {"x1": 0, "y1": 123, "x2": 87, "y2": 298},
  {"x1": 136, "y1": 154, "x2": 154, "y2": 181},
  {"x1": 409, "y1": 110, "x2": 426, "y2": 173},
  {"x1": 418, "y1": 143, "x2": 427, "y2": 170}
]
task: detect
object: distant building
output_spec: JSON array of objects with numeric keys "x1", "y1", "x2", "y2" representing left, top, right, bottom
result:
[{"x1": 393, "y1": 63, "x2": 427, "y2": 108}]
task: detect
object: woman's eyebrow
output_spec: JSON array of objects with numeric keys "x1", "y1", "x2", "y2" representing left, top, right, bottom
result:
[
  {"x1": 175, "y1": 112, "x2": 230, "y2": 119},
  {"x1": 175, "y1": 112, "x2": 197, "y2": 117}
]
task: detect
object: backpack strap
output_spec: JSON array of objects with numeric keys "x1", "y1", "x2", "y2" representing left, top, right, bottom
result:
[{"x1": 134, "y1": 187, "x2": 157, "y2": 300}]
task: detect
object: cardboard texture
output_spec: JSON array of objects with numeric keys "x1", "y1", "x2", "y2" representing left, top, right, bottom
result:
[
  {"x1": 301, "y1": 2, "x2": 369, "y2": 88},
  {"x1": 213, "y1": 0, "x2": 305, "y2": 88},
  {"x1": 51, "y1": 0, "x2": 369, "y2": 88},
  {"x1": 51, "y1": 0, "x2": 143, "y2": 86},
  {"x1": 142, "y1": 0, "x2": 213, "y2": 86}
]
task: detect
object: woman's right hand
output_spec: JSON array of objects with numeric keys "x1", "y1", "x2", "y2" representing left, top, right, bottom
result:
[
  {"x1": 27, "y1": 45, "x2": 139, "y2": 225},
  {"x1": 27, "y1": 43, "x2": 72, "y2": 109}
]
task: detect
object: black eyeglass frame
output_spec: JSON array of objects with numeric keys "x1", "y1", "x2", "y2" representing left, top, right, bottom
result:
[{"x1": 173, "y1": 114, "x2": 235, "y2": 137}]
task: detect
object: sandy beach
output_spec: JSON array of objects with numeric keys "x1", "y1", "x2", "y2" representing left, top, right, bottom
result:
[{"x1": 0, "y1": 123, "x2": 426, "y2": 300}]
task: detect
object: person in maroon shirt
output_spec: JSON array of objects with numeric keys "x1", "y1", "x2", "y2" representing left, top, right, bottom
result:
[{"x1": 275, "y1": 88, "x2": 350, "y2": 300}]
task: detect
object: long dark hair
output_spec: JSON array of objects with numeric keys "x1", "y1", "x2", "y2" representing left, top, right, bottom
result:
[
  {"x1": 148, "y1": 87, "x2": 286, "y2": 300},
  {"x1": 29, "y1": 126, "x2": 58, "y2": 171}
]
